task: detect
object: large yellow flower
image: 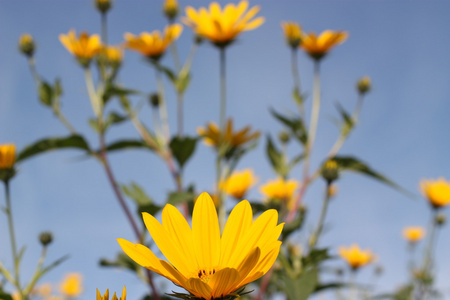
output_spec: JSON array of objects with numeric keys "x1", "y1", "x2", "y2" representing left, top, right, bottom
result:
[
  {"x1": 300, "y1": 30, "x2": 348, "y2": 60},
  {"x1": 59, "y1": 30, "x2": 102, "y2": 60},
  {"x1": 402, "y1": 226, "x2": 425, "y2": 243},
  {"x1": 124, "y1": 24, "x2": 183, "y2": 60},
  {"x1": 281, "y1": 21, "x2": 302, "y2": 48},
  {"x1": 221, "y1": 169, "x2": 258, "y2": 200},
  {"x1": 197, "y1": 119, "x2": 260, "y2": 149},
  {"x1": 97, "y1": 287, "x2": 126, "y2": 300},
  {"x1": 420, "y1": 178, "x2": 450, "y2": 208},
  {"x1": 60, "y1": 273, "x2": 83, "y2": 297},
  {"x1": 183, "y1": 1, "x2": 265, "y2": 48},
  {"x1": 0, "y1": 144, "x2": 16, "y2": 169},
  {"x1": 338, "y1": 244, "x2": 374, "y2": 270},
  {"x1": 259, "y1": 178, "x2": 299, "y2": 204},
  {"x1": 118, "y1": 192, "x2": 283, "y2": 299}
]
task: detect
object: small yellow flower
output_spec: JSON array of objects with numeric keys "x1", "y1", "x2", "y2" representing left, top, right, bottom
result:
[
  {"x1": 339, "y1": 244, "x2": 374, "y2": 270},
  {"x1": 197, "y1": 119, "x2": 260, "y2": 149},
  {"x1": 124, "y1": 24, "x2": 183, "y2": 60},
  {"x1": 60, "y1": 273, "x2": 83, "y2": 297},
  {"x1": 221, "y1": 169, "x2": 258, "y2": 200},
  {"x1": 118, "y1": 192, "x2": 283, "y2": 299},
  {"x1": 0, "y1": 144, "x2": 16, "y2": 169},
  {"x1": 163, "y1": 0, "x2": 179, "y2": 20},
  {"x1": 301, "y1": 30, "x2": 348, "y2": 60},
  {"x1": 402, "y1": 227, "x2": 425, "y2": 243},
  {"x1": 420, "y1": 178, "x2": 450, "y2": 208},
  {"x1": 18, "y1": 33, "x2": 35, "y2": 57},
  {"x1": 97, "y1": 287, "x2": 126, "y2": 300},
  {"x1": 59, "y1": 30, "x2": 102, "y2": 66},
  {"x1": 183, "y1": 1, "x2": 265, "y2": 48},
  {"x1": 260, "y1": 178, "x2": 299, "y2": 205},
  {"x1": 104, "y1": 45, "x2": 123, "y2": 64},
  {"x1": 281, "y1": 21, "x2": 302, "y2": 48}
]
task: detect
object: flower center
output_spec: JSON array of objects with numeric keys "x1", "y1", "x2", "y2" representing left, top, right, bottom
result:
[{"x1": 197, "y1": 268, "x2": 217, "y2": 283}]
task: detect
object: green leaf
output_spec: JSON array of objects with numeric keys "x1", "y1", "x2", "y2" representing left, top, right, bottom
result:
[
  {"x1": 122, "y1": 182, "x2": 153, "y2": 206},
  {"x1": 175, "y1": 72, "x2": 191, "y2": 94},
  {"x1": 151, "y1": 62, "x2": 176, "y2": 82},
  {"x1": 283, "y1": 267, "x2": 318, "y2": 300},
  {"x1": 0, "y1": 291, "x2": 13, "y2": 300},
  {"x1": 169, "y1": 136, "x2": 197, "y2": 169},
  {"x1": 270, "y1": 108, "x2": 308, "y2": 145},
  {"x1": 38, "y1": 81, "x2": 53, "y2": 106},
  {"x1": 105, "y1": 112, "x2": 128, "y2": 127},
  {"x1": 138, "y1": 203, "x2": 162, "y2": 216},
  {"x1": 266, "y1": 135, "x2": 288, "y2": 178},
  {"x1": 103, "y1": 84, "x2": 140, "y2": 105},
  {"x1": 41, "y1": 254, "x2": 70, "y2": 276},
  {"x1": 335, "y1": 102, "x2": 354, "y2": 136},
  {"x1": 302, "y1": 248, "x2": 332, "y2": 267},
  {"x1": 292, "y1": 88, "x2": 305, "y2": 107},
  {"x1": 167, "y1": 191, "x2": 196, "y2": 206},
  {"x1": 105, "y1": 140, "x2": 150, "y2": 152},
  {"x1": 333, "y1": 156, "x2": 414, "y2": 197},
  {"x1": 17, "y1": 135, "x2": 91, "y2": 162}
]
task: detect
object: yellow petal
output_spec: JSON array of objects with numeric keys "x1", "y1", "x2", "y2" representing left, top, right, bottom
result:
[
  {"x1": 185, "y1": 278, "x2": 212, "y2": 299},
  {"x1": 210, "y1": 268, "x2": 241, "y2": 298},
  {"x1": 240, "y1": 241, "x2": 281, "y2": 286}
]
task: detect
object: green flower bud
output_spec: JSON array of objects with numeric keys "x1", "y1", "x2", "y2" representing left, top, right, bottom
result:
[
  {"x1": 39, "y1": 231, "x2": 53, "y2": 246},
  {"x1": 278, "y1": 131, "x2": 291, "y2": 144},
  {"x1": 149, "y1": 93, "x2": 160, "y2": 107},
  {"x1": 357, "y1": 76, "x2": 371, "y2": 95},
  {"x1": 321, "y1": 159, "x2": 339, "y2": 184},
  {"x1": 19, "y1": 34, "x2": 35, "y2": 57},
  {"x1": 95, "y1": 0, "x2": 112, "y2": 14}
]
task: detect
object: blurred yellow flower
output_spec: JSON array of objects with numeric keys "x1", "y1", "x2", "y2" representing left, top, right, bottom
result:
[
  {"x1": 118, "y1": 192, "x2": 283, "y2": 299},
  {"x1": 420, "y1": 178, "x2": 450, "y2": 208},
  {"x1": 339, "y1": 244, "x2": 374, "y2": 270},
  {"x1": 281, "y1": 21, "x2": 302, "y2": 48},
  {"x1": 104, "y1": 45, "x2": 123, "y2": 64},
  {"x1": 0, "y1": 144, "x2": 16, "y2": 169},
  {"x1": 97, "y1": 287, "x2": 126, "y2": 300},
  {"x1": 34, "y1": 283, "x2": 52, "y2": 297},
  {"x1": 183, "y1": 1, "x2": 264, "y2": 48},
  {"x1": 402, "y1": 226, "x2": 425, "y2": 243},
  {"x1": 124, "y1": 24, "x2": 183, "y2": 60},
  {"x1": 301, "y1": 30, "x2": 348, "y2": 60},
  {"x1": 197, "y1": 119, "x2": 260, "y2": 149},
  {"x1": 59, "y1": 30, "x2": 102, "y2": 60},
  {"x1": 260, "y1": 178, "x2": 299, "y2": 204},
  {"x1": 221, "y1": 169, "x2": 258, "y2": 200},
  {"x1": 163, "y1": 0, "x2": 179, "y2": 20},
  {"x1": 60, "y1": 273, "x2": 83, "y2": 297}
]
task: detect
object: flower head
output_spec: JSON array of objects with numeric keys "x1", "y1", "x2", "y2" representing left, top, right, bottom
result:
[
  {"x1": 300, "y1": 30, "x2": 348, "y2": 60},
  {"x1": 183, "y1": 1, "x2": 264, "y2": 48},
  {"x1": 339, "y1": 244, "x2": 374, "y2": 270},
  {"x1": 60, "y1": 273, "x2": 83, "y2": 297},
  {"x1": 420, "y1": 178, "x2": 450, "y2": 208},
  {"x1": 18, "y1": 33, "x2": 35, "y2": 57},
  {"x1": 260, "y1": 178, "x2": 299, "y2": 205},
  {"x1": 402, "y1": 227, "x2": 425, "y2": 243},
  {"x1": 163, "y1": 0, "x2": 179, "y2": 20},
  {"x1": 357, "y1": 76, "x2": 371, "y2": 95},
  {"x1": 59, "y1": 30, "x2": 102, "y2": 66},
  {"x1": 0, "y1": 144, "x2": 16, "y2": 170},
  {"x1": 197, "y1": 119, "x2": 260, "y2": 154},
  {"x1": 104, "y1": 45, "x2": 123, "y2": 65},
  {"x1": 281, "y1": 21, "x2": 302, "y2": 48},
  {"x1": 124, "y1": 24, "x2": 182, "y2": 61},
  {"x1": 97, "y1": 287, "x2": 126, "y2": 300},
  {"x1": 95, "y1": 0, "x2": 112, "y2": 14},
  {"x1": 118, "y1": 192, "x2": 283, "y2": 299},
  {"x1": 221, "y1": 169, "x2": 258, "y2": 200}
]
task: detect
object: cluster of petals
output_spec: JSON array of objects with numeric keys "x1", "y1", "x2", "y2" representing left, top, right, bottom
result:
[
  {"x1": 59, "y1": 30, "x2": 102, "y2": 59},
  {"x1": 0, "y1": 144, "x2": 16, "y2": 169},
  {"x1": 259, "y1": 177, "x2": 299, "y2": 205},
  {"x1": 221, "y1": 169, "x2": 258, "y2": 200},
  {"x1": 97, "y1": 287, "x2": 126, "y2": 300},
  {"x1": 118, "y1": 192, "x2": 283, "y2": 299},
  {"x1": 281, "y1": 21, "x2": 302, "y2": 48},
  {"x1": 402, "y1": 226, "x2": 425, "y2": 243},
  {"x1": 197, "y1": 119, "x2": 260, "y2": 149},
  {"x1": 420, "y1": 178, "x2": 450, "y2": 208},
  {"x1": 338, "y1": 244, "x2": 374, "y2": 270},
  {"x1": 124, "y1": 24, "x2": 183, "y2": 60},
  {"x1": 300, "y1": 30, "x2": 348, "y2": 60},
  {"x1": 183, "y1": 1, "x2": 264, "y2": 47}
]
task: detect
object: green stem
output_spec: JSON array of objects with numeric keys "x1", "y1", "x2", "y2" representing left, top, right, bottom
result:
[
  {"x1": 217, "y1": 47, "x2": 227, "y2": 231},
  {"x1": 23, "y1": 246, "x2": 47, "y2": 295},
  {"x1": 219, "y1": 47, "x2": 227, "y2": 131},
  {"x1": 84, "y1": 68, "x2": 103, "y2": 119},
  {"x1": 101, "y1": 13, "x2": 108, "y2": 46},
  {"x1": 309, "y1": 182, "x2": 331, "y2": 250},
  {"x1": 54, "y1": 109, "x2": 77, "y2": 135},
  {"x1": 291, "y1": 47, "x2": 304, "y2": 118},
  {"x1": 305, "y1": 61, "x2": 321, "y2": 174},
  {"x1": 349, "y1": 269, "x2": 358, "y2": 300},
  {"x1": 156, "y1": 69, "x2": 170, "y2": 143},
  {"x1": 177, "y1": 93, "x2": 184, "y2": 137}
]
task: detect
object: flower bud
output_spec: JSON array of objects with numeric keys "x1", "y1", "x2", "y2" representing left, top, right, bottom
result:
[
  {"x1": 149, "y1": 93, "x2": 160, "y2": 107},
  {"x1": 278, "y1": 131, "x2": 291, "y2": 144},
  {"x1": 163, "y1": 0, "x2": 179, "y2": 20},
  {"x1": 435, "y1": 213, "x2": 446, "y2": 226},
  {"x1": 321, "y1": 160, "x2": 339, "y2": 184},
  {"x1": 95, "y1": 0, "x2": 112, "y2": 14},
  {"x1": 357, "y1": 76, "x2": 371, "y2": 95},
  {"x1": 19, "y1": 34, "x2": 35, "y2": 57},
  {"x1": 39, "y1": 231, "x2": 53, "y2": 246},
  {"x1": 194, "y1": 35, "x2": 204, "y2": 45}
]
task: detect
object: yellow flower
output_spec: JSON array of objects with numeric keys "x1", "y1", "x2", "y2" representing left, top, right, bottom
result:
[
  {"x1": 281, "y1": 21, "x2": 302, "y2": 48},
  {"x1": 59, "y1": 30, "x2": 102, "y2": 61},
  {"x1": 97, "y1": 287, "x2": 126, "y2": 300},
  {"x1": 183, "y1": 1, "x2": 265, "y2": 48},
  {"x1": 118, "y1": 192, "x2": 283, "y2": 299},
  {"x1": 197, "y1": 119, "x2": 260, "y2": 149},
  {"x1": 260, "y1": 178, "x2": 299, "y2": 204},
  {"x1": 104, "y1": 45, "x2": 123, "y2": 64},
  {"x1": 163, "y1": 0, "x2": 179, "y2": 20},
  {"x1": 420, "y1": 178, "x2": 450, "y2": 208},
  {"x1": 60, "y1": 273, "x2": 83, "y2": 297},
  {"x1": 300, "y1": 30, "x2": 348, "y2": 60},
  {"x1": 339, "y1": 244, "x2": 374, "y2": 270},
  {"x1": 402, "y1": 227, "x2": 425, "y2": 243},
  {"x1": 124, "y1": 24, "x2": 183, "y2": 60},
  {"x1": 0, "y1": 144, "x2": 16, "y2": 169},
  {"x1": 221, "y1": 169, "x2": 258, "y2": 200}
]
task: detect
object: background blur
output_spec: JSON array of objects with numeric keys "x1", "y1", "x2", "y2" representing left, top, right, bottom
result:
[{"x1": 1, "y1": 0, "x2": 450, "y2": 299}]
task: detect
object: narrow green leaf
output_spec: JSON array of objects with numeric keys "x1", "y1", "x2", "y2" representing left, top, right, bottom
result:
[
  {"x1": 151, "y1": 62, "x2": 176, "y2": 82},
  {"x1": 17, "y1": 135, "x2": 91, "y2": 162},
  {"x1": 270, "y1": 108, "x2": 308, "y2": 145},
  {"x1": 41, "y1": 254, "x2": 70, "y2": 275},
  {"x1": 38, "y1": 81, "x2": 53, "y2": 106},
  {"x1": 106, "y1": 112, "x2": 128, "y2": 126},
  {"x1": 122, "y1": 182, "x2": 153, "y2": 206},
  {"x1": 333, "y1": 156, "x2": 415, "y2": 197},
  {"x1": 266, "y1": 135, "x2": 288, "y2": 178},
  {"x1": 167, "y1": 191, "x2": 196, "y2": 206},
  {"x1": 292, "y1": 87, "x2": 305, "y2": 107},
  {"x1": 175, "y1": 72, "x2": 191, "y2": 94},
  {"x1": 169, "y1": 136, "x2": 197, "y2": 169},
  {"x1": 105, "y1": 140, "x2": 150, "y2": 152}
]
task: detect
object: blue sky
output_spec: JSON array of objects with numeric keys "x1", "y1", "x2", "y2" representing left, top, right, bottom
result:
[{"x1": 1, "y1": 0, "x2": 450, "y2": 299}]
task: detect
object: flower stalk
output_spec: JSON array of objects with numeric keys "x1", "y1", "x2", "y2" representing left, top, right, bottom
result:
[{"x1": 309, "y1": 181, "x2": 332, "y2": 250}]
